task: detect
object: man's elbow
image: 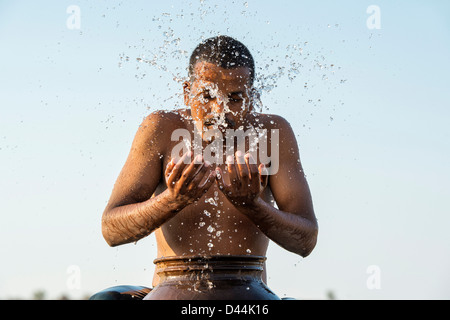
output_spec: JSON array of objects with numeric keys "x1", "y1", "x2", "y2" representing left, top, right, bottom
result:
[
  {"x1": 103, "y1": 235, "x2": 120, "y2": 248},
  {"x1": 299, "y1": 228, "x2": 318, "y2": 258},
  {"x1": 101, "y1": 216, "x2": 121, "y2": 247},
  {"x1": 102, "y1": 226, "x2": 117, "y2": 247}
]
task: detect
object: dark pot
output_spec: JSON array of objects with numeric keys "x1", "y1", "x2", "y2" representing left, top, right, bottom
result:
[{"x1": 144, "y1": 255, "x2": 280, "y2": 300}]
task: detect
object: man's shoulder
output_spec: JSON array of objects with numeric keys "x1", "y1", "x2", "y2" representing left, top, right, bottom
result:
[
  {"x1": 132, "y1": 108, "x2": 189, "y2": 147},
  {"x1": 143, "y1": 108, "x2": 189, "y2": 124},
  {"x1": 140, "y1": 108, "x2": 189, "y2": 131},
  {"x1": 250, "y1": 112, "x2": 292, "y2": 129}
]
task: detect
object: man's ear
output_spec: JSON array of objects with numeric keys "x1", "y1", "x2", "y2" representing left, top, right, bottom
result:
[{"x1": 183, "y1": 81, "x2": 191, "y2": 106}]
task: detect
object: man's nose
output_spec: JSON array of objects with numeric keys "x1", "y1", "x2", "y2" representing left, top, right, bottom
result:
[{"x1": 209, "y1": 97, "x2": 225, "y2": 115}]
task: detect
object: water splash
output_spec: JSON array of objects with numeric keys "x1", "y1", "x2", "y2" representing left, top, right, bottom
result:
[{"x1": 110, "y1": 1, "x2": 346, "y2": 255}]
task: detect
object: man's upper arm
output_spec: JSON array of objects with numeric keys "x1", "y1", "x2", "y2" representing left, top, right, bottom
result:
[
  {"x1": 105, "y1": 112, "x2": 168, "y2": 211},
  {"x1": 267, "y1": 116, "x2": 316, "y2": 222}
]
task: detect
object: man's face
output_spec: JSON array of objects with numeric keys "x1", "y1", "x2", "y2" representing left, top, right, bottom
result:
[{"x1": 184, "y1": 61, "x2": 253, "y2": 137}]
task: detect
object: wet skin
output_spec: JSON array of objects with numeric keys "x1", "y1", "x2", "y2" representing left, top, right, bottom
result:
[{"x1": 101, "y1": 61, "x2": 318, "y2": 287}]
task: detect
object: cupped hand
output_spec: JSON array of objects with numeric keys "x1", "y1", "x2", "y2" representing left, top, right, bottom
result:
[
  {"x1": 215, "y1": 151, "x2": 268, "y2": 207},
  {"x1": 165, "y1": 151, "x2": 216, "y2": 208}
]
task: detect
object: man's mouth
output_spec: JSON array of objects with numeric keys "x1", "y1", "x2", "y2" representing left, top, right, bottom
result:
[
  {"x1": 203, "y1": 117, "x2": 235, "y2": 129},
  {"x1": 203, "y1": 119, "x2": 215, "y2": 127}
]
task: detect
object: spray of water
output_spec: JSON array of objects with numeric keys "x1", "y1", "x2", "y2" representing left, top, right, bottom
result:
[{"x1": 113, "y1": 0, "x2": 345, "y2": 257}]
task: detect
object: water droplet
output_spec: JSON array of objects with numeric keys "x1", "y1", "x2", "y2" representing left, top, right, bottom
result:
[{"x1": 205, "y1": 198, "x2": 217, "y2": 206}]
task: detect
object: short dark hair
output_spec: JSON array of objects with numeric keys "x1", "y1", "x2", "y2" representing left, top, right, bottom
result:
[{"x1": 188, "y1": 35, "x2": 255, "y2": 84}]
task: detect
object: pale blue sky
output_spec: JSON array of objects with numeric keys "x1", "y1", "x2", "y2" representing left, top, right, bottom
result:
[{"x1": 1, "y1": 0, "x2": 449, "y2": 299}]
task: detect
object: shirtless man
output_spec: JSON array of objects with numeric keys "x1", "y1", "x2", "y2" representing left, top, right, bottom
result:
[{"x1": 91, "y1": 36, "x2": 318, "y2": 300}]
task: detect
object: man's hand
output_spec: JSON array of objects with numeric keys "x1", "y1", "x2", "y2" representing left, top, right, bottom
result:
[
  {"x1": 165, "y1": 151, "x2": 216, "y2": 209},
  {"x1": 215, "y1": 151, "x2": 268, "y2": 207}
]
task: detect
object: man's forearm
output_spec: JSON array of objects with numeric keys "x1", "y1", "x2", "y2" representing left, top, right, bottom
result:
[
  {"x1": 236, "y1": 198, "x2": 318, "y2": 257},
  {"x1": 102, "y1": 191, "x2": 182, "y2": 247}
]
